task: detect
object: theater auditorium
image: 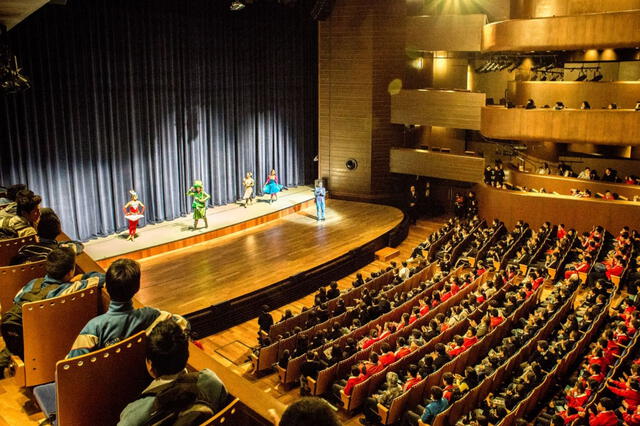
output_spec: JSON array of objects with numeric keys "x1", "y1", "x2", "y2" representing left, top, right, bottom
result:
[{"x1": 1, "y1": 0, "x2": 640, "y2": 425}]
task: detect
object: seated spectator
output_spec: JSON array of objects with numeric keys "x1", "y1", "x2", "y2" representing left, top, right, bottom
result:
[
  {"x1": 2, "y1": 247, "x2": 104, "y2": 358},
  {"x1": 258, "y1": 305, "x2": 274, "y2": 337},
  {"x1": 300, "y1": 351, "x2": 325, "y2": 395},
  {"x1": 333, "y1": 365, "x2": 365, "y2": 399},
  {"x1": 581, "y1": 101, "x2": 591, "y2": 110},
  {"x1": 577, "y1": 167, "x2": 592, "y2": 180},
  {"x1": 402, "y1": 386, "x2": 448, "y2": 426},
  {"x1": 0, "y1": 183, "x2": 27, "y2": 216},
  {"x1": 361, "y1": 372, "x2": 403, "y2": 425},
  {"x1": 0, "y1": 189, "x2": 41, "y2": 238},
  {"x1": 602, "y1": 168, "x2": 617, "y2": 182},
  {"x1": 608, "y1": 103, "x2": 618, "y2": 110},
  {"x1": 279, "y1": 397, "x2": 341, "y2": 426},
  {"x1": 118, "y1": 319, "x2": 227, "y2": 425},
  {"x1": 554, "y1": 101, "x2": 565, "y2": 110},
  {"x1": 327, "y1": 281, "x2": 341, "y2": 299},
  {"x1": 10, "y1": 208, "x2": 83, "y2": 265},
  {"x1": 352, "y1": 273, "x2": 365, "y2": 288},
  {"x1": 67, "y1": 258, "x2": 188, "y2": 358},
  {"x1": 537, "y1": 162, "x2": 551, "y2": 175},
  {"x1": 525, "y1": 99, "x2": 536, "y2": 109}
]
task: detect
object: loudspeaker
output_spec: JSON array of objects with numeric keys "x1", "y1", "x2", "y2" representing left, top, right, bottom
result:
[{"x1": 310, "y1": 0, "x2": 336, "y2": 20}]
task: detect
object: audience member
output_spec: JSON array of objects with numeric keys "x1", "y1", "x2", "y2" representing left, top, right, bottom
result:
[
  {"x1": 118, "y1": 319, "x2": 228, "y2": 425},
  {"x1": 0, "y1": 189, "x2": 42, "y2": 238},
  {"x1": 67, "y1": 258, "x2": 188, "y2": 358}
]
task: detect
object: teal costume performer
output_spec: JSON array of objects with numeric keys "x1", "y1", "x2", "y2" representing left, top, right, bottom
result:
[
  {"x1": 314, "y1": 181, "x2": 326, "y2": 221},
  {"x1": 186, "y1": 180, "x2": 210, "y2": 229},
  {"x1": 263, "y1": 169, "x2": 284, "y2": 204}
]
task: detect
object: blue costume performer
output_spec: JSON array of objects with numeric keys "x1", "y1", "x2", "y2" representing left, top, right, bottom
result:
[
  {"x1": 263, "y1": 169, "x2": 283, "y2": 204},
  {"x1": 314, "y1": 181, "x2": 326, "y2": 221}
]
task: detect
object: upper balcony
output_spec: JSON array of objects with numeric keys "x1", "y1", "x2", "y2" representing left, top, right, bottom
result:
[
  {"x1": 482, "y1": 10, "x2": 640, "y2": 52},
  {"x1": 391, "y1": 89, "x2": 486, "y2": 130},
  {"x1": 390, "y1": 148, "x2": 485, "y2": 183},
  {"x1": 480, "y1": 106, "x2": 640, "y2": 145},
  {"x1": 406, "y1": 14, "x2": 487, "y2": 52}
]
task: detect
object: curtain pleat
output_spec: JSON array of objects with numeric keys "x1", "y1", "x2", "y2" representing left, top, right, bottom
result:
[{"x1": 0, "y1": 0, "x2": 318, "y2": 241}]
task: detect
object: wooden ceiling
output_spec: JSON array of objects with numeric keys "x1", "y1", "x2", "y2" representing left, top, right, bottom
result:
[{"x1": 0, "y1": 0, "x2": 49, "y2": 31}]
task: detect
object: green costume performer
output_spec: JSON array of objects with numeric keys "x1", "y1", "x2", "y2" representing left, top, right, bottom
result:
[{"x1": 186, "y1": 180, "x2": 210, "y2": 229}]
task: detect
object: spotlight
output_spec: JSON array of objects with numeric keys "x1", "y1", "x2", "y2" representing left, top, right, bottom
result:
[
  {"x1": 530, "y1": 72, "x2": 538, "y2": 81},
  {"x1": 591, "y1": 68, "x2": 603, "y2": 81},
  {"x1": 540, "y1": 73, "x2": 548, "y2": 81},
  {"x1": 230, "y1": 0, "x2": 245, "y2": 11},
  {"x1": 550, "y1": 73, "x2": 560, "y2": 81},
  {"x1": 575, "y1": 69, "x2": 587, "y2": 81}
]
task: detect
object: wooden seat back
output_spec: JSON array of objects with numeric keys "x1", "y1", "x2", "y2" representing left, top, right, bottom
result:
[
  {"x1": 21, "y1": 286, "x2": 101, "y2": 387},
  {"x1": 380, "y1": 389, "x2": 410, "y2": 425},
  {"x1": 0, "y1": 260, "x2": 47, "y2": 314},
  {"x1": 0, "y1": 235, "x2": 36, "y2": 266},
  {"x1": 55, "y1": 331, "x2": 150, "y2": 426},
  {"x1": 201, "y1": 398, "x2": 241, "y2": 425}
]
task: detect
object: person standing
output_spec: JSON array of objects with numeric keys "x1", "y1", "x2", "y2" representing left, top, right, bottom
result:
[
  {"x1": 123, "y1": 190, "x2": 145, "y2": 241},
  {"x1": 314, "y1": 181, "x2": 326, "y2": 221},
  {"x1": 242, "y1": 172, "x2": 255, "y2": 208},
  {"x1": 407, "y1": 185, "x2": 418, "y2": 225},
  {"x1": 263, "y1": 169, "x2": 284, "y2": 204},
  {"x1": 186, "y1": 180, "x2": 210, "y2": 230}
]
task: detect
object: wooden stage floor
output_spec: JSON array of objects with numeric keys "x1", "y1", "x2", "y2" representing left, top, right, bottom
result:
[{"x1": 136, "y1": 200, "x2": 404, "y2": 315}]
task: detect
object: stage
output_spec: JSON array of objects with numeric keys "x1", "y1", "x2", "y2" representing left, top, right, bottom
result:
[
  {"x1": 137, "y1": 199, "x2": 404, "y2": 316},
  {"x1": 84, "y1": 186, "x2": 317, "y2": 268},
  {"x1": 84, "y1": 190, "x2": 406, "y2": 336}
]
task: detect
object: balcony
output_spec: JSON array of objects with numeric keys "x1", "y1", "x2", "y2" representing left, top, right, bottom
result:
[
  {"x1": 390, "y1": 148, "x2": 485, "y2": 183},
  {"x1": 482, "y1": 11, "x2": 640, "y2": 52},
  {"x1": 391, "y1": 89, "x2": 486, "y2": 130},
  {"x1": 480, "y1": 106, "x2": 640, "y2": 145}
]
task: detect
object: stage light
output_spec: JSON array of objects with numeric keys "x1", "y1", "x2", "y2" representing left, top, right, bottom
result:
[
  {"x1": 575, "y1": 69, "x2": 587, "y2": 81},
  {"x1": 591, "y1": 67, "x2": 603, "y2": 81},
  {"x1": 230, "y1": 0, "x2": 245, "y2": 11},
  {"x1": 540, "y1": 73, "x2": 547, "y2": 81}
]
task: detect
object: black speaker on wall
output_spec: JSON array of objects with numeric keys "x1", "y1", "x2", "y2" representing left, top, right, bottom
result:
[{"x1": 310, "y1": 0, "x2": 336, "y2": 20}]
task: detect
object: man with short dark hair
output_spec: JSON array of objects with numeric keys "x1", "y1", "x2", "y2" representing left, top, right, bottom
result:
[
  {"x1": 10, "y1": 208, "x2": 83, "y2": 265},
  {"x1": 0, "y1": 189, "x2": 41, "y2": 238},
  {"x1": 118, "y1": 319, "x2": 227, "y2": 426},
  {"x1": 67, "y1": 258, "x2": 188, "y2": 358},
  {"x1": 13, "y1": 247, "x2": 103, "y2": 303}
]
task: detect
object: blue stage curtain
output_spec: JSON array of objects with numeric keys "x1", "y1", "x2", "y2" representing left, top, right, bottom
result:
[{"x1": 0, "y1": 0, "x2": 317, "y2": 240}]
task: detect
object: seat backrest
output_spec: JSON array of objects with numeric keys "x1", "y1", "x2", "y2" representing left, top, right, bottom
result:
[
  {"x1": 0, "y1": 235, "x2": 37, "y2": 266},
  {"x1": 201, "y1": 398, "x2": 241, "y2": 425},
  {"x1": 56, "y1": 331, "x2": 150, "y2": 426},
  {"x1": 0, "y1": 260, "x2": 47, "y2": 314},
  {"x1": 22, "y1": 286, "x2": 101, "y2": 386}
]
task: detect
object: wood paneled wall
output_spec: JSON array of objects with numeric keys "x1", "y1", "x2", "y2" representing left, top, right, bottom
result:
[
  {"x1": 391, "y1": 89, "x2": 485, "y2": 130},
  {"x1": 318, "y1": 0, "x2": 405, "y2": 199},
  {"x1": 482, "y1": 10, "x2": 640, "y2": 52},
  {"x1": 508, "y1": 81, "x2": 640, "y2": 110},
  {"x1": 406, "y1": 15, "x2": 487, "y2": 52},
  {"x1": 481, "y1": 106, "x2": 640, "y2": 145},
  {"x1": 510, "y1": 0, "x2": 640, "y2": 19},
  {"x1": 390, "y1": 148, "x2": 485, "y2": 183},
  {"x1": 475, "y1": 184, "x2": 640, "y2": 233}
]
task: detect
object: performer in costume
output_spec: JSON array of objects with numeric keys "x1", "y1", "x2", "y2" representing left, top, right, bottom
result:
[
  {"x1": 263, "y1": 169, "x2": 283, "y2": 204},
  {"x1": 314, "y1": 180, "x2": 326, "y2": 221},
  {"x1": 242, "y1": 172, "x2": 255, "y2": 208},
  {"x1": 122, "y1": 190, "x2": 145, "y2": 241},
  {"x1": 186, "y1": 180, "x2": 210, "y2": 229}
]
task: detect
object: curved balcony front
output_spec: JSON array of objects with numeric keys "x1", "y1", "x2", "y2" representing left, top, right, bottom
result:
[
  {"x1": 482, "y1": 11, "x2": 640, "y2": 52},
  {"x1": 480, "y1": 106, "x2": 640, "y2": 145}
]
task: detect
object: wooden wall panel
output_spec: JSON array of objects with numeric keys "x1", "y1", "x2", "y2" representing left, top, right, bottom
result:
[
  {"x1": 510, "y1": 0, "x2": 640, "y2": 19},
  {"x1": 391, "y1": 89, "x2": 486, "y2": 130},
  {"x1": 390, "y1": 148, "x2": 485, "y2": 183},
  {"x1": 482, "y1": 11, "x2": 640, "y2": 52},
  {"x1": 481, "y1": 106, "x2": 640, "y2": 145},
  {"x1": 318, "y1": 0, "x2": 405, "y2": 199},
  {"x1": 475, "y1": 184, "x2": 640, "y2": 233},
  {"x1": 508, "y1": 81, "x2": 640, "y2": 110},
  {"x1": 407, "y1": 15, "x2": 487, "y2": 52}
]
